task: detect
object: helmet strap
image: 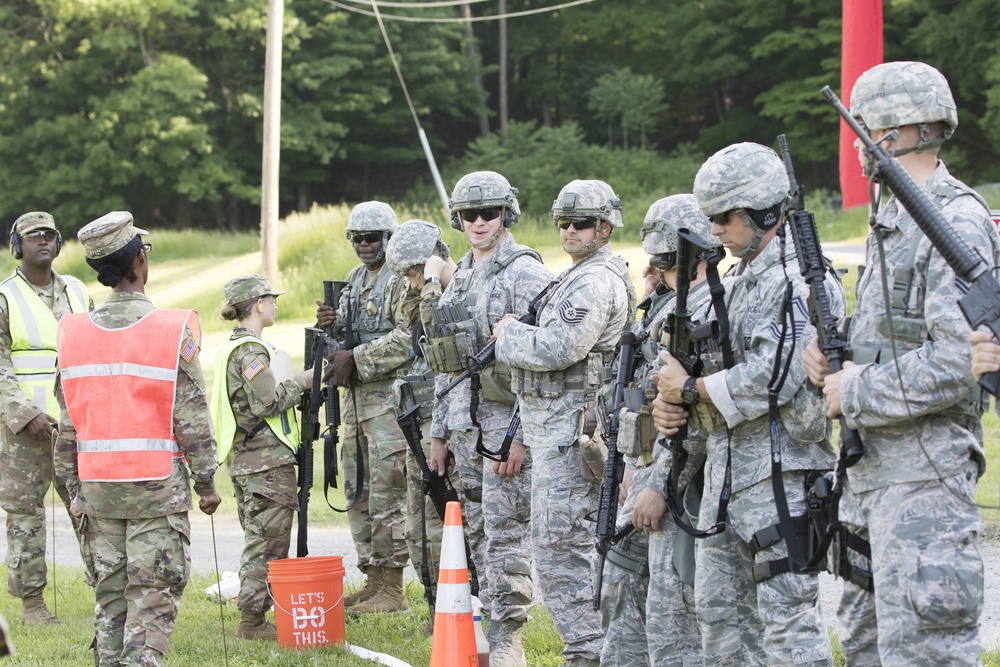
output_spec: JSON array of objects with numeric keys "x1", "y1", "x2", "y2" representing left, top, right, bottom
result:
[{"x1": 471, "y1": 224, "x2": 506, "y2": 251}]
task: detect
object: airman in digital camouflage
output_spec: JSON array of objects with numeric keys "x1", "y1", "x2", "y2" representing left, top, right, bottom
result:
[
  {"x1": 209, "y1": 274, "x2": 313, "y2": 640},
  {"x1": 657, "y1": 143, "x2": 845, "y2": 666},
  {"x1": 494, "y1": 180, "x2": 636, "y2": 667},
  {"x1": 422, "y1": 172, "x2": 551, "y2": 667},
  {"x1": 804, "y1": 61, "x2": 1000, "y2": 666},
  {"x1": 1, "y1": 211, "x2": 93, "y2": 624},
  {"x1": 54, "y1": 211, "x2": 221, "y2": 667},
  {"x1": 315, "y1": 201, "x2": 413, "y2": 614}
]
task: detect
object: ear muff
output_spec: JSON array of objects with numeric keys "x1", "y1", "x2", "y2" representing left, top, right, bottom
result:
[
  {"x1": 8, "y1": 223, "x2": 62, "y2": 260},
  {"x1": 451, "y1": 213, "x2": 463, "y2": 231},
  {"x1": 746, "y1": 203, "x2": 783, "y2": 232},
  {"x1": 503, "y1": 208, "x2": 518, "y2": 228}
]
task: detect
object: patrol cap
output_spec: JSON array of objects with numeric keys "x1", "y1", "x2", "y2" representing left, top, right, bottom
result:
[
  {"x1": 13, "y1": 212, "x2": 58, "y2": 236},
  {"x1": 78, "y1": 211, "x2": 148, "y2": 259},
  {"x1": 223, "y1": 273, "x2": 284, "y2": 307}
]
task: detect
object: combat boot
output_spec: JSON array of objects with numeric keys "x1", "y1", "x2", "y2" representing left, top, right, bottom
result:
[
  {"x1": 21, "y1": 594, "x2": 61, "y2": 624},
  {"x1": 344, "y1": 566, "x2": 381, "y2": 608},
  {"x1": 559, "y1": 659, "x2": 599, "y2": 667},
  {"x1": 235, "y1": 611, "x2": 278, "y2": 640},
  {"x1": 488, "y1": 619, "x2": 526, "y2": 667},
  {"x1": 348, "y1": 567, "x2": 409, "y2": 615}
]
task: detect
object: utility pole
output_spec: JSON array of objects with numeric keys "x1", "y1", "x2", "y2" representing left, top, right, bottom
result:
[
  {"x1": 498, "y1": 0, "x2": 508, "y2": 141},
  {"x1": 260, "y1": 0, "x2": 283, "y2": 282}
]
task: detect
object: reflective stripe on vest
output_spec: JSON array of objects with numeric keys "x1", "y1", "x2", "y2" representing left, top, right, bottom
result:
[
  {"x1": 0, "y1": 272, "x2": 89, "y2": 418},
  {"x1": 210, "y1": 334, "x2": 299, "y2": 464},
  {"x1": 58, "y1": 308, "x2": 196, "y2": 482}
]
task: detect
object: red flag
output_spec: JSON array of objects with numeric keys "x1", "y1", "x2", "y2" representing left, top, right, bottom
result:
[{"x1": 840, "y1": 0, "x2": 883, "y2": 209}]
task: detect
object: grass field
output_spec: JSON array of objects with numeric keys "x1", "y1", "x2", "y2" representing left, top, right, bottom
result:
[{"x1": 2, "y1": 203, "x2": 999, "y2": 664}]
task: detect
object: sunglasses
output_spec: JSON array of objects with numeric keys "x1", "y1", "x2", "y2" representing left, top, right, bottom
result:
[
  {"x1": 555, "y1": 216, "x2": 598, "y2": 231},
  {"x1": 350, "y1": 232, "x2": 382, "y2": 245},
  {"x1": 710, "y1": 211, "x2": 739, "y2": 226},
  {"x1": 459, "y1": 207, "x2": 502, "y2": 223},
  {"x1": 141, "y1": 241, "x2": 152, "y2": 254},
  {"x1": 23, "y1": 230, "x2": 58, "y2": 242}
]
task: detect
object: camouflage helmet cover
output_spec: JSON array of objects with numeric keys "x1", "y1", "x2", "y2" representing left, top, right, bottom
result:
[
  {"x1": 641, "y1": 194, "x2": 721, "y2": 255},
  {"x1": 345, "y1": 201, "x2": 399, "y2": 239},
  {"x1": 448, "y1": 171, "x2": 521, "y2": 216},
  {"x1": 551, "y1": 179, "x2": 624, "y2": 228},
  {"x1": 385, "y1": 219, "x2": 449, "y2": 277},
  {"x1": 849, "y1": 61, "x2": 957, "y2": 137},
  {"x1": 693, "y1": 142, "x2": 789, "y2": 217}
]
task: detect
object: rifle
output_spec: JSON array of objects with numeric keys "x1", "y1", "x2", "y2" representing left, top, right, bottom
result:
[
  {"x1": 823, "y1": 86, "x2": 1000, "y2": 395},
  {"x1": 778, "y1": 134, "x2": 864, "y2": 466},
  {"x1": 322, "y1": 280, "x2": 349, "y2": 509},
  {"x1": 593, "y1": 329, "x2": 646, "y2": 610},
  {"x1": 297, "y1": 326, "x2": 326, "y2": 557},
  {"x1": 435, "y1": 280, "x2": 558, "y2": 400}
]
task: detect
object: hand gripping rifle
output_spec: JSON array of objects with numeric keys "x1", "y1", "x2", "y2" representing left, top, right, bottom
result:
[
  {"x1": 298, "y1": 326, "x2": 326, "y2": 557},
  {"x1": 435, "y1": 280, "x2": 558, "y2": 401},
  {"x1": 824, "y1": 86, "x2": 1000, "y2": 395},
  {"x1": 778, "y1": 134, "x2": 864, "y2": 466},
  {"x1": 593, "y1": 329, "x2": 646, "y2": 610}
]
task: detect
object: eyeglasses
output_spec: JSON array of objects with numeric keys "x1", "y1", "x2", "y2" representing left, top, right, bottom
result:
[
  {"x1": 709, "y1": 211, "x2": 741, "y2": 227},
  {"x1": 555, "y1": 216, "x2": 598, "y2": 231},
  {"x1": 23, "y1": 230, "x2": 58, "y2": 242},
  {"x1": 350, "y1": 232, "x2": 382, "y2": 245},
  {"x1": 459, "y1": 207, "x2": 502, "y2": 223},
  {"x1": 141, "y1": 242, "x2": 152, "y2": 254}
]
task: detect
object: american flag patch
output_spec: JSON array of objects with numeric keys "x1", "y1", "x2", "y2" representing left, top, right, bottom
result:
[
  {"x1": 179, "y1": 337, "x2": 197, "y2": 362},
  {"x1": 243, "y1": 358, "x2": 266, "y2": 381}
]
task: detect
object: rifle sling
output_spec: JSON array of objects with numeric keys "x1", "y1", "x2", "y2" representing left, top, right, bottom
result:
[{"x1": 323, "y1": 382, "x2": 364, "y2": 513}]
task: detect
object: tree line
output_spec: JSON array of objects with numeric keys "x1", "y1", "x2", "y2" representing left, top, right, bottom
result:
[{"x1": 2, "y1": 0, "x2": 999, "y2": 236}]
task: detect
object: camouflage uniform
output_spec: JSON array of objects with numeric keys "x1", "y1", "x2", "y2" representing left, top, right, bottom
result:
[
  {"x1": 832, "y1": 62, "x2": 1000, "y2": 667},
  {"x1": 692, "y1": 144, "x2": 843, "y2": 666},
  {"x1": 1, "y1": 266, "x2": 93, "y2": 600},
  {"x1": 216, "y1": 327, "x2": 305, "y2": 617},
  {"x1": 332, "y1": 204, "x2": 413, "y2": 576},
  {"x1": 496, "y1": 180, "x2": 635, "y2": 664},
  {"x1": 53, "y1": 212, "x2": 218, "y2": 667}
]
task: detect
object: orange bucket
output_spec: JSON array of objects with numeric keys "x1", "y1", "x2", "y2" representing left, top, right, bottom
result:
[{"x1": 267, "y1": 555, "x2": 346, "y2": 649}]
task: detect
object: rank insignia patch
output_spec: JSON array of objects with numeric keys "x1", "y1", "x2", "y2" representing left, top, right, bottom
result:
[{"x1": 559, "y1": 300, "x2": 588, "y2": 326}]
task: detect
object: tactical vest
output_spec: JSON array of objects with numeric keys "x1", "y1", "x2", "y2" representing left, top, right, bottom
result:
[
  {"x1": 852, "y1": 177, "x2": 998, "y2": 423},
  {"x1": 58, "y1": 309, "x2": 193, "y2": 482},
  {"x1": 0, "y1": 272, "x2": 89, "y2": 418},
  {"x1": 510, "y1": 252, "x2": 635, "y2": 398},
  {"x1": 210, "y1": 333, "x2": 299, "y2": 464},
  {"x1": 345, "y1": 264, "x2": 396, "y2": 345},
  {"x1": 423, "y1": 242, "x2": 541, "y2": 376}
]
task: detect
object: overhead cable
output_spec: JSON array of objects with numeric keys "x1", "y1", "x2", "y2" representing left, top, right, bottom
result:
[{"x1": 322, "y1": 0, "x2": 599, "y2": 23}]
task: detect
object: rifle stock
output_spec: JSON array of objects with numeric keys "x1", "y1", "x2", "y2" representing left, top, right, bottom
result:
[
  {"x1": 823, "y1": 86, "x2": 1000, "y2": 395},
  {"x1": 297, "y1": 327, "x2": 325, "y2": 557},
  {"x1": 778, "y1": 134, "x2": 864, "y2": 465}
]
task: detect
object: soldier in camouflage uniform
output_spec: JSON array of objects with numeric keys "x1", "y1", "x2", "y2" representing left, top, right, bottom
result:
[
  {"x1": 494, "y1": 180, "x2": 636, "y2": 667},
  {"x1": 804, "y1": 61, "x2": 1000, "y2": 666},
  {"x1": 315, "y1": 201, "x2": 412, "y2": 614},
  {"x1": 384, "y1": 219, "x2": 461, "y2": 629},
  {"x1": 209, "y1": 274, "x2": 313, "y2": 640},
  {"x1": 423, "y1": 172, "x2": 551, "y2": 667},
  {"x1": 608, "y1": 194, "x2": 729, "y2": 667},
  {"x1": 0, "y1": 609, "x2": 11, "y2": 657},
  {"x1": 1, "y1": 211, "x2": 93, "y2": 624},
  {"x1": 657, "y1": 143, "x2": 846, "y2": 666},
  {"x1": 54, "y1": 212, "x2": 221, "y2": 667}
]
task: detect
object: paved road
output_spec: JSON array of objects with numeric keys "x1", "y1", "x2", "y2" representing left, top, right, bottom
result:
[{"x1": 2, "y1": 503, "x2": 998, "y2": 651}]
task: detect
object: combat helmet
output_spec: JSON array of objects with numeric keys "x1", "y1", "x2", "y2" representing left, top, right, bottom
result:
[
  {"x1": 641, "y1": 194, "x2": 722, "y2": 269},
  {"x1": 385, "y1": 219, "x2": 450, "y2": 278},
  {"x1": 448, "y1": 171, "x2": 521, "y2": 231},
  {"x1": 345, "y1": 201, "x2": 398, "y2": 264},
  {"x1": 850, "y1": 61, "x2": 957, "y2": 154},
  {"x1": 694, "y1": 142, "x2": 789, "y2": 258},
  {"x1": 552, "y1": 180, "x2": 624, "y2": 228}
]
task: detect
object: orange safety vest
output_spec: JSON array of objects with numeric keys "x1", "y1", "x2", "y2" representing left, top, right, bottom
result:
[{"x1": 58, "y1": 308, "x2": 197, "y2": 482}]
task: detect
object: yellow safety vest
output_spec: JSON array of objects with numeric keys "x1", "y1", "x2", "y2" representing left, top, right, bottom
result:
[
  {"x1": 1, "y1": 271, "x2": 89, "y2": 418},
  {"x1": 210, "y1": 334, "x2": 299, "y2": 464}
]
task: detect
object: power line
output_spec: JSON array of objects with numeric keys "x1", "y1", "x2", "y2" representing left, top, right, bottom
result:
[
  {"x1": 339, "y1": 0, "x2": 492, "y2": 7},
  {"x1": 322, "y1": 0, "x2": 600, "y2": 23}
]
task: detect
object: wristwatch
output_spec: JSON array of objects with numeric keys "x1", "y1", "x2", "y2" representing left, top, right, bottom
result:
[
  {"x1": 680, "y1": 376, "x2": 700, "y2": 406},
  {"x1": 424, "y1": 275, "x2": 441, "y2": 286}
]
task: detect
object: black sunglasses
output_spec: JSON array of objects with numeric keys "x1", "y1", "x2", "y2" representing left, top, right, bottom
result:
[
  {"x1": 459, "y1": 207, "x2": 502, "y2": 223},
  {"x1": 555, "y1": 216, "x2": 598, "y2": 231},
  {"x1": 350, "y1": 232, "x2": 382, "y2": 245},
  {"x1": 710, "y1": 211, "x2": 740, "y2": 226}
]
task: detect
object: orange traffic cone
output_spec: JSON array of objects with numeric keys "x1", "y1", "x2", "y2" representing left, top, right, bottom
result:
[{"x1": 429, "y1": 501, "x2": 480, "y2": 667}]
